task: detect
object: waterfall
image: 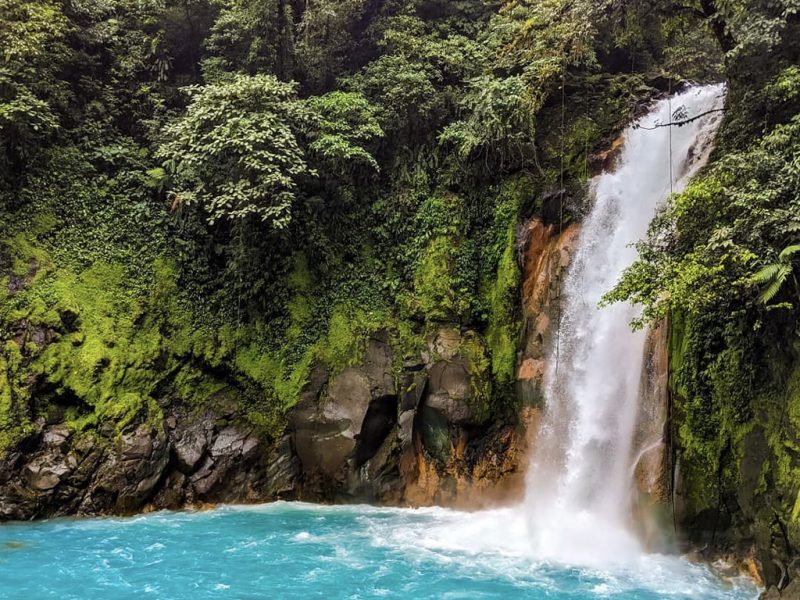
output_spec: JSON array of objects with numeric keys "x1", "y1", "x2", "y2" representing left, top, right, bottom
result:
[{"x1": 523, "y1": 84, "x2": 726, "y2": 565}]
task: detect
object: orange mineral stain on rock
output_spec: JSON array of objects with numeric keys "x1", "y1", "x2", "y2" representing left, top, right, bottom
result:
[
  {"x1": 521, "y1": 219, "x2": 580, "y2": 320},
  {"x1": 590, "y1": 134, "x2": 625, "y2": 174},
  {"x1": 402, "y1": 407, "x2": 541, "y2": 510},
  {"x1": 743, "y1": 557, "x2": 764, "y2": 587},
  {"x1": 633, "y1": 318, "x2": 671, "y2": 504}
]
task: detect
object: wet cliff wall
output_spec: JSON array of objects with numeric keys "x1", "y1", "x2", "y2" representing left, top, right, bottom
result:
[{"x1": 0, "y1": 201, "x2": 579, "y2": 519}]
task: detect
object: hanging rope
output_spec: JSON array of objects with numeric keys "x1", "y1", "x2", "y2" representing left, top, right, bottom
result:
[
  {"x1": 583, "y1": 96, "x2": 590, "y2": 180},
  {"x1": 236, "y1": 220, "x2": 245, "y2": 330},
  {"x1": 554, "y1": 58, "x2": 567, "y2": 377},
  {"x1": 668, "y1": 79, "x2": 674, "y2": 197},
  {"x1": 666, "y1": 79, "x2": 678, "y2": 534}
]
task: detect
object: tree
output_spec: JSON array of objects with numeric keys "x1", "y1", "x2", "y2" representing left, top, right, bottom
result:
[
  {"x1": 436, "y1": 0, "x2": 607, "y2": 172},
  {"x1": 438, "y1": 75, "x2": 538, "y2": 167},
  {"x1": 0, "y1": 0, "x2": 69, "y2": 184},
  {"x1": 491, "y1": 0, "x2": 601, "y2": 77},
  {"x1": 347, "y1": 14, "x2": 485, "y2": 140},
  {"x1": 304, "y1": 91, "x2": 383, "y2": 176},
  {"x1": 157, "y1": 74, "x2": 313, "y2": 227},
  {"x1": 703, "y1": 0, "x2": 800, "y2": 80},
  {"x1": 295, "y1": 0, "x2": 365, "y2": 92},
  {"x1": 204, "y1": 0, "x2": 282, "y2": 76}
]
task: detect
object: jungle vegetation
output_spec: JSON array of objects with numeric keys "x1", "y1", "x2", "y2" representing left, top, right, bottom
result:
[{"x1": 1, "y1": 2, "x2": 798, "y2": 545}]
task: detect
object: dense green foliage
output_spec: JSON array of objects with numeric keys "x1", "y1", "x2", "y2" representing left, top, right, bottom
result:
[
  {"x1": 4, "y1": 0, "x2": 792, "y2": 507},
  {"x1": 605, "y1": 1, "x2": 800, "y2": 554}
]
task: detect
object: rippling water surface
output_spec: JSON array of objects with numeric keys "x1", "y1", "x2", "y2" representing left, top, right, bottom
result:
[{"x1": 0, "y1": 503, "x2": 758, "y2": 599}]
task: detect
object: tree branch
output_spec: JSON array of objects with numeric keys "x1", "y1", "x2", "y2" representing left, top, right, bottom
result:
[{"x1": 634, "y1": 108, "x2": 725, "y2": 131}]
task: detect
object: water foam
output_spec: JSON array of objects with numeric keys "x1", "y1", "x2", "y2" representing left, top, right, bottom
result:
[
  {"x1": 0, "y1": 502, "x2": 758, "y2": 598},
  {"x1": 523, "y1": 84, "x2": 726, "y2": 565}
]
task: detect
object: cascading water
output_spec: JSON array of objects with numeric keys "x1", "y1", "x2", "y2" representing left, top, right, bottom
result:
[
  {"x1": 524, "y1": 84, "x2": 726, "y2": 565},
  {"x1": 0, "y1": 84, "x2": 759, "y2": 600}
]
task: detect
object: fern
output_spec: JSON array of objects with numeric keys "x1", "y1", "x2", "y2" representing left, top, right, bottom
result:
[
  {"x1": 753, "y1": 243, "x2": 800, "y2": 305},
  {"x1": 778, "y1": 244, "x2": 800, "y2": 260},
  {"x1": 757, "y1": 265, "x2": 791, "y2": 304},
  {"x1": 752, "y1": 263, "x2": 782, "y2": 282},
  {"x1": 782, "y1": 221, "x2": 800, "y2": 234}
]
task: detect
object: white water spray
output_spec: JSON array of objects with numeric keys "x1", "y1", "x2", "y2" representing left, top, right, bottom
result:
[{"x1": 523, "y1": 84, "x2": 726, "y2": 565}]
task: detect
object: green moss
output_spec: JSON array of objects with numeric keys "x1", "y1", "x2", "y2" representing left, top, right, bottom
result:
[
  {"x1": 0, "y1": 356, "x2": 16, "y2": 450},
  {"x1": 6, "y1": 233, "x2": 51, "y2": 279},
  {"x1": 316, "y1": 303, "x2": 386, "y2": 375},
  {"x1": 668, "y1": 312, "x2": 690, "y2": 400},
  {"x1": 286, "y1": 253, "x2": 315, "y2": 342},
  {"x1": 404, "y1": 194, "x2": 475, "y2": 324},
  {"x1": 412, "y1": 235, "x2": 470, "y2": 322},
  {"x1": 671, "y1": 303, "x2": 800, "y2": 534},
  {"x1": 484, "y1": 214, "x2": 522, "y2": 386},
  {"x1": 173, "y1": 366, "x2": 230, "y2": 406},
  {"x1": 275, "y1": 351, "x2": 314, "y2": 407},
  {"x1": 0, "y1": 342, "x2": 35, "y2": 453},
  {"x1": 769, "y1": 363, "x2": 800, "y2": 526},
  {"x1": 669, "y1": 312, "x2": 722, "y2": 514},
  {"x1": 29, "y1": 262, "x2": 175, "y2": 427},
  {"x1": 0, "y1": 238, "x2": 203, "y2": 448},
  {"x1": 458, "y1": 332, "x2": 492, "y2": 422}
]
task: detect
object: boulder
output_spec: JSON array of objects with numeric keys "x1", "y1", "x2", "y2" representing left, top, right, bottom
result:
[
  {"x1": 0, "y1": 395, "x2": 294, "y2": 520},
  {"x1": 425, "y1": 359, "x2": 473, "y2": 424},
  {"x1": 41, "y1": 425, "x2": 71, "y2": 451},
  {"x1": 761, "y1": 587, "x2": 781, "y2": 600},
  {"x1": 151, "y1": 472, "x2": 186, "y2": 509},
  {"x1": 210, "y1": 426, "x2": 255, "y2": 458},
  {"x1": 119, "y1": 425, "x2": 155, "y2": 460},
  {"x1": 23, "y1": 455, "x2": 74, "y2": 491},
  {"x1": 290, "y1": 338, "x2": 399, "y2": 493},
  {"x1": 781, "y1": 579, "x2": 800, "y2": 600},
  {"x1": 292, "y1": 391, "x2": 358, "y2": 479},
  {"x1": 322, "y1": 368, "x2": 372, "y2": 433},
  {"x1": 424, "y1": 327, "x2": 462, "y2": 364},
  {"x1": 189, "y1": 456, "x2": 219, "y2": 496},
  {"x1": 173, "y1": 418, "x2": 211, "y2": 473},
  {"x1": 293, "y1": 419, "x2": 356, "y2": 479}
]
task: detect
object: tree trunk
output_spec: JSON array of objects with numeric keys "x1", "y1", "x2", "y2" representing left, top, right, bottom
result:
[
  {"x1": 276, "y1": 0, "x2": 294, "y2": 80},
  {"x1": 699, "y1": 0, "x2": 735, "y2": 54}
]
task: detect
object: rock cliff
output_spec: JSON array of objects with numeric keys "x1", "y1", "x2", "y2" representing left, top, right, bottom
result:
[{"x1": 0, "y1": 207, "x2": 579, "y2": 519}]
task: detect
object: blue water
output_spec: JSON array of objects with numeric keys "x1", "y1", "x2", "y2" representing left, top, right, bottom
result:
[{"x1": 0, "y1": 503, "x2": 758, "y2": 599}]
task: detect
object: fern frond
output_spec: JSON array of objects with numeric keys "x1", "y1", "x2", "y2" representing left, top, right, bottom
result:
[
  {"x1": 779, "y1": 244, "x2": 800, "y2": 260},
  {"x1": 759, "y1": 278, "x2": 785, "y2": 304},
  {"x1": 783, "y1": 222, "x2": 800, "y2": 234},
  {"x1": 757, "y1": 265, "x2": 791, "y2": 304},
  {"x1": 752, "y1": 263, "x2": 782, "y2": 282}
]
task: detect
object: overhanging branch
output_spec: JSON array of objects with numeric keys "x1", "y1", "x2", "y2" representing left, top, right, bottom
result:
[{"x1": 634, "y1": 108, "x2": 726, "y2": 131}]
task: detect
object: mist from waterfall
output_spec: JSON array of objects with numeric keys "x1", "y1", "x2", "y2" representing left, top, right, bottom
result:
[{"x1": 523, "y1": 84, "x2": 726, "y2": 565}]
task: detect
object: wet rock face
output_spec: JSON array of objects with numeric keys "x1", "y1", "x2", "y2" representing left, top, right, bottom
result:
[
  {"x1": 632, "y1": 320, "x2": 671, "y2": 506},
  {"x1": 290, "y1": 338, "x2": 402, "y2": 496},
  {"x1": 1, "y1": 326, "x2": 533, "y2": 519},
  {"x1": 288, "y1": 328, "x2": 534, "y2": 507},
  {"x1": 0, "y1": 408, "x2": 300, "y2": 521},
  {"x1": 355, "y1": 396, "x2": 398, "y2": 467},
  {"x1": 425, "y1": 359, "x2": 473, "y2": 424},
  {"x1": 516, "y1": 218, "x2": 580, "y2": 408}
]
